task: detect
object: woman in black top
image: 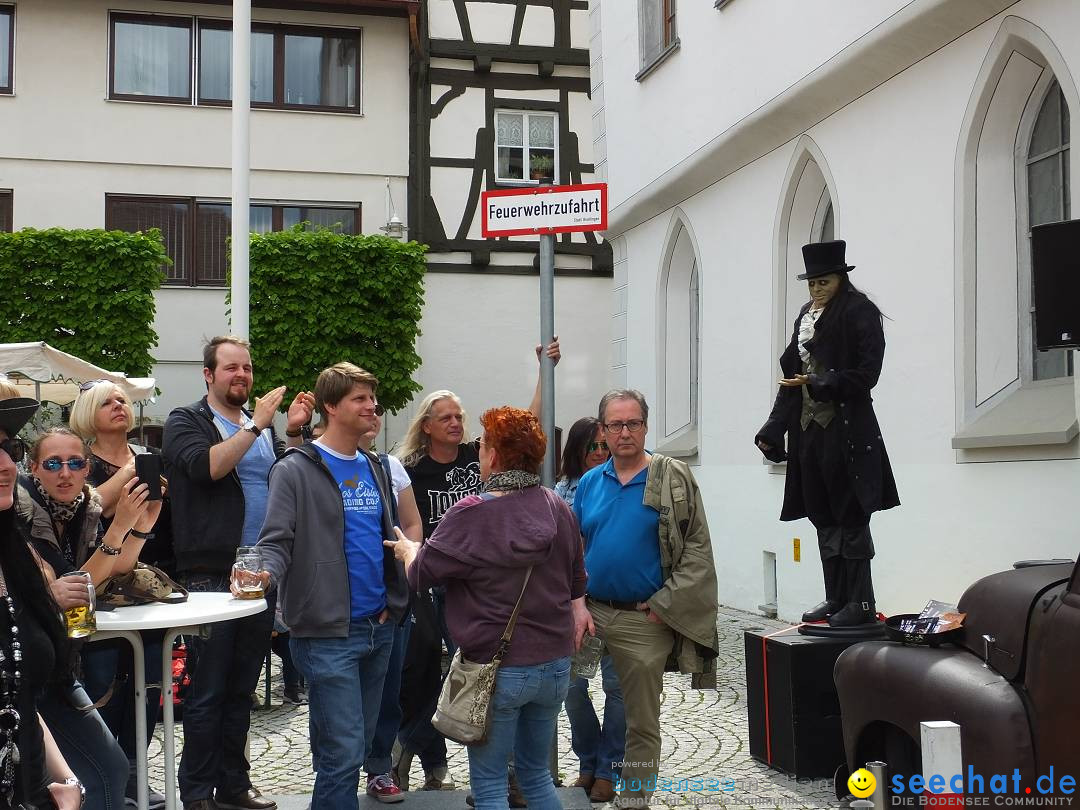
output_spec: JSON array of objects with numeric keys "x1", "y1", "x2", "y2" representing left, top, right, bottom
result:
[{"x1": 0, "y1": 398, "x2": 81, "y2": 809}]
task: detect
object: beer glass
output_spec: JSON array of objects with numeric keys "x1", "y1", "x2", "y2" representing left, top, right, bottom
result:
[
  {"x1": 64, "y1": 571, "x2": 96, "y2": 639},
  {"x1": 232, "y1": 547, "x2": 265, "y2": 600},
  {"x1": 572, "y1": 632, "x2": 604, "y2": 679}
]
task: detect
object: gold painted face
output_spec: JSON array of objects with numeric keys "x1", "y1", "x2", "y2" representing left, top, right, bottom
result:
[{"x1": 847, "y1": 768, "x2": 877, "y2": 799}]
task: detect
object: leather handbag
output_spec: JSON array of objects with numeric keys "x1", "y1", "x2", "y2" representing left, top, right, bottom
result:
[
  {"x1": 99, "y1": 562, "x2": 188, "y2": 608},
  {"x1": 431, "y1": 567, "x2": 533, "y2": 745}
]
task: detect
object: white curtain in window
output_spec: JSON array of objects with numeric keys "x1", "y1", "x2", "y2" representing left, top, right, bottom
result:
[
  {"x1": 113, "y1": 21, "x2": 190, "y2": 98},
  {"x1": 284, "y1": 34, "x2": 356, "y2": 107},
  {"x1": 199, "y1": 28, "x2": 273, "y2": 103},
  {"x1": 1, "y1": 12, "x2": 11, "y2": 88}
]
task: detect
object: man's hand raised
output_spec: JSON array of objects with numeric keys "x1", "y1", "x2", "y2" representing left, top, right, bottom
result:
[
  {"x1": 287, "y1": 390, "x2": 316, "y2": 433},
  {"x1": 253, "y1": 386, "x2": 287, "y2": 430}
]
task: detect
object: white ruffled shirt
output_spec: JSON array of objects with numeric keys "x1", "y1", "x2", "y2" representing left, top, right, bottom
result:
[{"x1": 797, "y1": 306, "x2": 826, "y2": 365}]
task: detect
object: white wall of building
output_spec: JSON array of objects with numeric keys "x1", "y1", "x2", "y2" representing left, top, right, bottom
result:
[
  {"x1": 1, "y1": 0, "x2": 411, "y2": 419},
  {"x1": 597, "y1": 0, "x2": 1080, "y2": 621}
]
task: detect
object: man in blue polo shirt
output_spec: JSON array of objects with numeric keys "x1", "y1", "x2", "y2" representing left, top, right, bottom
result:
[{"x1": 574, "y1": 389, "x2": 719, "y2": 810}]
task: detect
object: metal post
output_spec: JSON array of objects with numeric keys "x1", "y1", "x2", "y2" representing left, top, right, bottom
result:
[
  {"x1": 867, "y1": 761, "x2": 887, "y2": 810},
  {"x1": 230, "y1": 0, "x2": 251, "y2": 339},
  {"x1": 539, "y1": 231, "x2": 556, "y2": 486}
]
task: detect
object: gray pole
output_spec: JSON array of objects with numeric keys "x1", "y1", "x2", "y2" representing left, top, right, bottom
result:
[{"x1": 539, "y1": 230, "x2": 556, "y2": 486}]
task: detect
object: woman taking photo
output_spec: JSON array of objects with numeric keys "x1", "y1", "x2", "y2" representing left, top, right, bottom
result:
[
  {"x1": 755, "y1": 240, "x2": 899, "y2": 628},
  {"x1": 69, "y1": 380, "x2": 170, "y2": 807},
  {"x1": 17, "y1": 426, "x2": 159, "y2": 809},
  {"x1": 553, "y1": 418, "x2": 624, "y2": 803},
  {"x1": 0, "y1": 397, "x2": 86, "y2": 810},
  {"x1": 386, "y1": 406, "x2": 589, "y2": 810}
]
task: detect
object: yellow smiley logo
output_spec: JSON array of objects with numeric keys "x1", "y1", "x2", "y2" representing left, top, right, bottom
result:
[{"x1": 848, "y1": 768, "x2": 877, "y2": 799}]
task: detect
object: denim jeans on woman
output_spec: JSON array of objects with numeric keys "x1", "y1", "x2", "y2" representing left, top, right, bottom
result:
[
  {"x1": 468, "y1": 656, "x2": 571, "y2": 810},
  {"x1": 38, "y1": 680, "x2": 129, "y2": 810},
  {"x1": 564, "y1": 654, "x2": 625, "y2": 783},
  {"x1": 291, "y1": 617, "x2": 394, "y2": 810}
]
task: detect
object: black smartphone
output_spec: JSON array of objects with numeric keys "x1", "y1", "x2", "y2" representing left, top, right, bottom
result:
[{"x1": 134, "y1": 454, "x2": 163, "y2": 501}]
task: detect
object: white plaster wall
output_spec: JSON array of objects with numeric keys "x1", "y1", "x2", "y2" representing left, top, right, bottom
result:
[
  {"x1": 428, "y1": 0, "x2": 463, "y2": 40},
  {"x1": 4, "y1": 0, "x2": 410, "y2": 177},
  {"x1": 379, "y1": 273, "x2": 613, "y2": 452},
  {"x1": 519, "y1": 5, "x2": 554, "y2": 48},
  {"x1": 464, "y1": 2, "x2": 515, "y2": 45},
  {"x1": 607, "y1": 0, "x2": 1080, "y2": 621},
  {"x1": 597, "y1": 0, "x2": 912, "y2": 206},
  {"x1": 430, "y1": 87, "x2": 487, "y2": 160}
]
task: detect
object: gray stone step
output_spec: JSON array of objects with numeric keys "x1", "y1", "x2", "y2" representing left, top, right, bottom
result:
[{"x1": 265, "y1": 787, "x2": 593, "y2": 810}]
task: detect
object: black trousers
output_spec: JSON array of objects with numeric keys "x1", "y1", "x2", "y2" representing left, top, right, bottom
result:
[{"x1": 397, "y1": 591, "x2": 448, "y2": 770}]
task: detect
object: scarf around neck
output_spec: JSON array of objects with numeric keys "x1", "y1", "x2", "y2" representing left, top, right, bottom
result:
[
  {"x1": 483, "y1": 470, "x2": 541, "y2": 492},
  {"x1": 30, "y1": 476, "x2": 85, "y2": 528}
]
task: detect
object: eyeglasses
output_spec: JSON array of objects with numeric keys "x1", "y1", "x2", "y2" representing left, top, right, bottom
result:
[
  {"x1": 78, "y1": 379, "x2": 110, "y2": 392},
  {"x1": 587, "y1": 441, "x2": 609, "y2": 454},
  {"x1": 0, "y1": 438, "x2": 26, "y2": 463},
  {"x1": 40, "y1": 456, "x2": 88, "y2": 472},
  {"x1": 603, "y1": 420, "x2": 645, "y2": 435}
]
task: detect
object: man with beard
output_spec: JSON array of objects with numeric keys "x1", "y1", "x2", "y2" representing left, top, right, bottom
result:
[{"x1": 163, "y1": 335, "x2": 313, "y2": 810}]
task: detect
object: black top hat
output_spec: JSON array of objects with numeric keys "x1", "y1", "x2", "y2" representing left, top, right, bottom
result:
[
  {"x1": 0, "y1": 397, "x2": 40, "y2": 438},
  {"x1": 797, "y1": 239, "x2": 856, "y2": 280}
]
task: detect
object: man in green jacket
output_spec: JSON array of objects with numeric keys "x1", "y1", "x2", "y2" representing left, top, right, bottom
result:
[{"x1": 574, "y1": 389, "x2": 719, "y2": 809}]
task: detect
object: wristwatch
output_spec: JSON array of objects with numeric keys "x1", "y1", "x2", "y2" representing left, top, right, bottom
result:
[
  {"x1": 242, "y1": 417, "x2": 261, "y2": 436},
  {"x1": 61, "y1": 775, "x2": 86, "y2": 803}
]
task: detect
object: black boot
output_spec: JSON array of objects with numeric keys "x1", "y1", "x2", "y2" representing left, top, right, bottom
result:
[
  {"x1": 803, "y1": 531, "x2": 843, "y2": 622},
  {"x1": 828, "y1": 557, "x2": 876, "y2": 627}
]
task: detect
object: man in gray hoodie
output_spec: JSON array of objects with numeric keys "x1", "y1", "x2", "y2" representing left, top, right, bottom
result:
[{"x1": 250, "y1": 363, "x2": 408, "y2": 810}]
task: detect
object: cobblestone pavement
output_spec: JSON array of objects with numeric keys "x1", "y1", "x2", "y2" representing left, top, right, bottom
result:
[{"x1": 147, "y1": 607, "x2": 839, "y2": 808}]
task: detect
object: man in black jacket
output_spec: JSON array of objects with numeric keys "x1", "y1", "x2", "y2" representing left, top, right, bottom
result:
[{"x1": 163, "y1": 336, "x2": 313, "y2": 810}]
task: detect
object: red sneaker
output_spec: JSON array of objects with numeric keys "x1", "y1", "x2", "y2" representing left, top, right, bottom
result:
[{"x1": 367, "y1": 774, "x2": 405, "y2": 804}]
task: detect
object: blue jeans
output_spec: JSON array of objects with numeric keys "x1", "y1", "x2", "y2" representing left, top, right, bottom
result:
[
  {"x1": 564, "y1": 655, "x2": 625, "y2": 782},
  {"x1": 468, "y1": 657, "x2": 571, "y2": 810},
  {"x1": 365, "y1": 613, "x2": 411, "y2": 776},
  {"x1": 177, "y1": 573, "x2": 274, "y2": 802},
  {"x1": 39, "y1": 681, "x2": 129, "y2": 810},
  {"x1": 81, "y1": 635, "x2": 164, "y2": 767},
  {"x1": 291, "y1": 617, "x2": 395, "y2": 810}
]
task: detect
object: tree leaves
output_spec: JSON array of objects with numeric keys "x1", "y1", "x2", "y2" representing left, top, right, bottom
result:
[
  {"x1": 240, "y1": 228, "x2": 427, "y2": 414},
  {"x1": 0, "y1": 228, "x2": 164, "y2": 376}
]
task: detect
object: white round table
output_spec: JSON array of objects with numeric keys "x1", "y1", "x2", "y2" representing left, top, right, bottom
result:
[{"x1": 93, "y1": 592, "x2": 268, "y2": 810}]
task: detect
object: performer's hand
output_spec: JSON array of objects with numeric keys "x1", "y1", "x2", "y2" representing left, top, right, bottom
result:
[
  {"x1": 778, "y1": 374, "x2": 810, "y2": 387},
  {"x1": 756, "y1": 439, "x2": 772, "y2": 453}
]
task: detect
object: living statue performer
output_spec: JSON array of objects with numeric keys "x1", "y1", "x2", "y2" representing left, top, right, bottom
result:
[{"x1": 755, "y1": 240, "x2": 899, "y2": 628}]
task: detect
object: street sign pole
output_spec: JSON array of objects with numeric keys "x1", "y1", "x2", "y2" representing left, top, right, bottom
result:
[{"x1": 540, "y1": 230, "x2": 556, "y2": 487}]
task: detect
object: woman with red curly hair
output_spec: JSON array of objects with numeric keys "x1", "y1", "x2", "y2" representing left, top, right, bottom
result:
[{"x1": 386, "y1": 406, "x2": 591, "y2": 810}]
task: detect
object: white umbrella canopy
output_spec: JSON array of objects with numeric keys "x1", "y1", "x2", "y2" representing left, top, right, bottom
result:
[{"x1": 0, "y1": 341, "x2": 155, "y2": 405}]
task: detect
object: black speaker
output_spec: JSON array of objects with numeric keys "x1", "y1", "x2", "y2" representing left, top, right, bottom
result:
[
  {"x1": 744, "y1": 629, "x2": 859, "y2": 779},
  {"x1": 1032, "y1": 219, "x2": 1080, "y2": 350}
]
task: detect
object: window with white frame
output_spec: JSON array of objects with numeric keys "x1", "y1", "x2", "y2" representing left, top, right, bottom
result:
[
  {"x1": 658, "y1": 218, "x2": 699, "y2": 456},
  {"x1": 1023, "y1": 80, "x2": 1071, "y2": 381},
  {"x1": 638, "y1": 0, "x2": 677, "y2": 75},
  {"x1": 495, "y1": 110, "x2": 557, "y2": 185}
]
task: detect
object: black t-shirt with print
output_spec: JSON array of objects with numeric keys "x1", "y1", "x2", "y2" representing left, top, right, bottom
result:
[{"x1": 406, "y1": 441, "x2": 482, "y2": 541}]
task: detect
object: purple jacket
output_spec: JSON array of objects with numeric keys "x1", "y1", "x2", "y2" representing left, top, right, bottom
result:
[{"x1": 409, "y1": 486, "x2": 586, "y2": 667}]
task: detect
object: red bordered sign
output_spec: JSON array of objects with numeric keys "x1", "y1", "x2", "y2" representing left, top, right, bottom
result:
[{"x1": 481, "y1": 183, "x2": 608, "y2": 238}]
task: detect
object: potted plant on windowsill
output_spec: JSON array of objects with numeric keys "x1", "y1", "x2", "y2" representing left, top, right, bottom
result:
[{"x1": 529, "y1": 154, "x2": 554, "y2": 181}]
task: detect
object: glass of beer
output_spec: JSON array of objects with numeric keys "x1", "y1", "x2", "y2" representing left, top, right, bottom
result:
[
  {"x1": 572, "y1": 632, "x2": 605, "y2": 679},
  {"x1": 64, "y1": 571, "x2": 96, "y2": 639},
  {"x1": 232, "y1": 547, "x2": 265, "y2": 600}
]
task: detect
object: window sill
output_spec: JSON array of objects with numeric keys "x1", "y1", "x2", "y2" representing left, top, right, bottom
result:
[
  {"x1": 656, "y1": 427, "x2": 698, "y2": 461},
  {"x1": 714, "y1": 0, "x2": 736, "y2": 8},
  {"x1": 765, "y1": 459, "x2": 786, "y2": 475},
  {"x1": 105, "y1": 98, "x2": 364, "y2": 117},
  {"x1": 635, "y1": 39, "x2": 680, "y2": 82},
  {"x1": 952, "y1": 379, "x2": 1078, "y2": 458}
]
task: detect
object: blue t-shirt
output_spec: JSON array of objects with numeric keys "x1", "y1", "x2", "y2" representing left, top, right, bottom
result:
[
  {"x1": 209, "y1": 405, "x2": 275, "y2": 548},
  {"x1": 573, "y1": 457, "x2": 661, "y2": 602},
  {"x1": 314, "y1": 442, "x2": 387, "y2": 620}
]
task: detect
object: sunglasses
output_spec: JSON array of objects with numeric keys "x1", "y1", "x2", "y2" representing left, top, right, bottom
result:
[
  {"x1": 40, "y1": 456, "x2": 88, "y2": 472},
  {"x1": 0, "y1": 438, "x2": 26, "y2": 464},
  {"x1": 375, "y1": 404, "x2": 385, "y2": 417},
  {"x1": 78, "y1": 379, "x2": 110, "y2": 392},
  {"x1": 587, "y1": 441, "x2": 610, "y2": 454}
]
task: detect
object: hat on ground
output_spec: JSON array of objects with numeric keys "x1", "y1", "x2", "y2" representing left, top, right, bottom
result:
[
  {"x1": 0, "y1": 397, "x2": 41, "y2": 437},
  {"x1": 797, "y1": 239, "x2": 856, "y2": 280}
]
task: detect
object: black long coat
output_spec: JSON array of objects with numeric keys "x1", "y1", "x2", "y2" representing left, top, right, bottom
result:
[{"x1": 756, "y1": 291, "x2": 900, "y2": 522}]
